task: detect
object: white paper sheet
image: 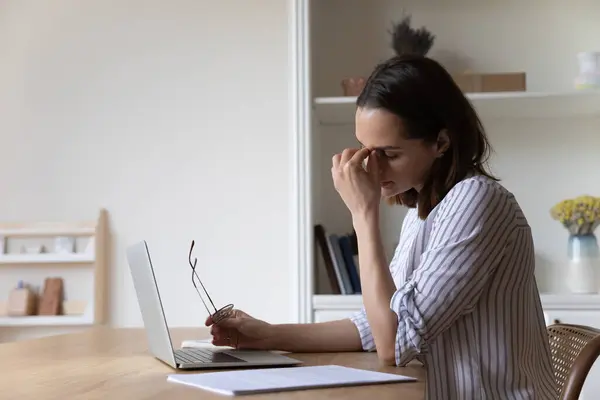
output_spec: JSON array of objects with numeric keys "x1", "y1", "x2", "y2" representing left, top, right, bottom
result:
[
  {"x1": 181, "y1": 339, "x2": 227, "y2": 350},
  {"x1": 167, "y1": 364, "x2": 417, "y2": 395}
]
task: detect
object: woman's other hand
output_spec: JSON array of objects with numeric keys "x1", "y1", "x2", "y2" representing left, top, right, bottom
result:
[
  {"x1": 204, "y1": 309, "x2": 275, "y2": 350},
  {"x1": 331, "y1": 147, "x2": 381, "y2": 219}
]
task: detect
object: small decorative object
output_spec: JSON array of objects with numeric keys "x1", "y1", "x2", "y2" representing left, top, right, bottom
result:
[
  {"x1": 21, "y1": 244, "x2": 45, "y2": 254},
  {"x1": 38, "y1": 277, "x2": 64, "y2": 315},
  {"x1": 451, "y1": 72, "x2": 527, "y2": 93},
  {"x1": 340, "y1": 11, "x2": 435, "y2": 97},
  {"x1": 388, "y1": 12, "x2": 435, "y2": 57},
  {"x1": 62, "y1": 300, "x2": 87, "y2": 316},
  {"x1": 341, "y1": 77, "x2": 367, "y2": 96},
  {"x1": 550, "y1": 195, "x2": 600, "y2": 293},
  {"x1": 7, "y1": 280, "x2": 37, "y2": 316},
  {"x1": 54, "y1": 236, "x2": 75, "y2": 253},
  {"x1": 575, "y1": 51, "x2": 600, "y2": 89}
]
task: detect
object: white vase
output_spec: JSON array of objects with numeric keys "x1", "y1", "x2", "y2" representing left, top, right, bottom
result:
[
  {"x1": 575, "y1": 51, "x2": 600, "y2": 89},
  {"x1": 567, "y1": 259, "x2": 599, "y2": 293},
  {"x1": 566, "y1": 234, "x2": 600, "y2": 293}
]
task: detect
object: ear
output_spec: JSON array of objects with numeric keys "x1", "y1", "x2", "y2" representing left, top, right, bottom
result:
[{"x1": 435, "y1": 129, "x2": 450, "y2": 157}]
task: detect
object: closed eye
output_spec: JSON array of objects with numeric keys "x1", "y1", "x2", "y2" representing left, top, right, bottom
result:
[{"x1": 377, "y1": 150, "x2": 399, "y2": 159}]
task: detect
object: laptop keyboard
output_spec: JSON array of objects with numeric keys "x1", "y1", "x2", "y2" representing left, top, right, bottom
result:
[{"x1": 174, "y1": 347, "x2": 246, "y2": 364}]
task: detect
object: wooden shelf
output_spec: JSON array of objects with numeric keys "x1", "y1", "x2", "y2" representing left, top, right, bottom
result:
[
  {"x1": 313, "y1": 90, "x2": 600, "y2": 125},
  {"x1": 0, "y1": 253, "x2": 95, "y2": 265},
  {"x1": 0, "y1": 226, "x2": 95, "y2": 237},
  {"x1": 0, "y1": 315, "x2": 93, "y2": 327}
]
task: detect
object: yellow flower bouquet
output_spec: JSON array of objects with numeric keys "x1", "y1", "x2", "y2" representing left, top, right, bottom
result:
[
  {"x1": 550, "y1": 195, "x2": 600, "y2": 236},
  {"x1": 551, "y1": 195, "x2": 600, "y2": 293}
]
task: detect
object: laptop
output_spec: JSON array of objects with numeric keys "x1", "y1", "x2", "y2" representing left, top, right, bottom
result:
[{"x1": 125, "y1": 240, "x2": 302, "y2": 370}]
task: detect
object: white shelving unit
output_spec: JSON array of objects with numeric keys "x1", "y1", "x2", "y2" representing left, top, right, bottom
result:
[
  {"x1": 293, "y1": 0, "x2": 600, "y2": 316},
  {"x1": 0, "y1": 254, "x2": 96, "y2": 264},
  {"x1": 0, "y1": 315, "x2": 94, "y2": 327},
  {"x1": 0, "y1": 209, "x2": 108, "y2": 336},
  {"x1": 290, "y1": 0, "x2": 600, "y2": 396},
  {"x1": 289, "y1": 3, "x2": 600, "y2": 394}
]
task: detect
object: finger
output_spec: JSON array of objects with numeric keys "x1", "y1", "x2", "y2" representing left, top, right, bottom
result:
[
  {"x1": 211, "y1": 336, "x2": 232, "y2": 347},
  {"x1": 209, "y1": 327, "x2": 230, "y2": 343},
  {"x1": 212, "y1": 328, "x2": 239, "y2": 348},
  {"x1": 230, "y1": 329, "x2": 240, "y2": 349},
  {"x1": 217, "y1": 316, "x2": 242, "y2": 329},
  {"x1": 331, "y1": 165, "x2": 337, "y2": 185},
  {"x1": 210, "y1": 324, "x2": 224, "y2": 336},
  {"x1": 232, "y1": 309, "x2": 250, "y2": 319},
  {"x1": 340, "y1": 148, "x2": 359, "y2": 165},
  {"x1": 331, "y1": 153, "x2": 341, "y2": 169},
  {"x1": 366, "y1": 149, "x2": 380, "y2": 179},
  {"x1": 205, "y1": 315, "x2": 214, "y2": 326},
  {"x1": 348, "y1": 147, "x2": 371, "y2": 167}
]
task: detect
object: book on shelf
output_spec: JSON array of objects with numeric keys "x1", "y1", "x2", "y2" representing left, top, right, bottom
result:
[{"x1": 314, "y1": 224, "x2": 360, "y2": 295}]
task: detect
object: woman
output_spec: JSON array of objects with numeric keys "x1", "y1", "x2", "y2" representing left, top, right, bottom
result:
[{"x1": 206, "y1": 55, "x2": 557, "y2": 399}]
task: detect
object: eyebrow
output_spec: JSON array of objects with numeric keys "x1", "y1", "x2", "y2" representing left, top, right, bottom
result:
[
  {"x1": 373, "y1": 145, "x2": 402, "y2": 150},
  {"x1": 358, "y1": 141, "x2": 402, "y2": 151}
]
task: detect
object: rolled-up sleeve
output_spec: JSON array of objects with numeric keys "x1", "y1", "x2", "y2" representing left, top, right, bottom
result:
[
  {"x1": 390, "y1": 180, "x2": 514, "y2": 366},
  {"x1": 349, "y1": 308, "x2": 376, "y2": 351}
]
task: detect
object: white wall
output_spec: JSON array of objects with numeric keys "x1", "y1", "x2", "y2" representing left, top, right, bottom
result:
[
  {"x1": 0, "y1": 0, "x2": 294, "y2": 338},
  {"x1": 311, "y1": 0, "x2": 600, "y2": 97}
]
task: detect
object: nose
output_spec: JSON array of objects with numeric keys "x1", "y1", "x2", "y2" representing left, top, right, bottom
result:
[{"x1": 376, "y1": 161, "x2": 386, "y2": 178}]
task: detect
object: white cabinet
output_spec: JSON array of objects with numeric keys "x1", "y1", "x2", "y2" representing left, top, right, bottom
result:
[
  {"x1": 543, "y1": 295, "x2": 600, "y2": 400},
  {"x1": 314, "y1": 310, "x2": 356, "y2": 323},
  {"x1": 542, "y1": 294, "x2": 600, "y2": 328},
  {"x1": 544, "y1": 309, "x2": 600, "y2": 327},
  {"x1": 312, "y1": 294, "x2": 362, "y2": 323}
]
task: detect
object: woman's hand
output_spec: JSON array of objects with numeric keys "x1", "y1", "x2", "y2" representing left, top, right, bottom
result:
[
  {"x1": 205, "y1": 309, "x2": 275, "y2": 350},
  {"x1": 331, "y1": 147, "x2": 381, "y2": 220}
]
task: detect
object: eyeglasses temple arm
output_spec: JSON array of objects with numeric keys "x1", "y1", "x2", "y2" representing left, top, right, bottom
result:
[
  {"x1": 192, "y1": 267, "x2": 218, "y2": 313},
  {"x1": 189, "y1": 240, "x2": 219, "y2": 316},
  {"x1": 193, "y1": 283, "x2": 214, "y2": 316}
]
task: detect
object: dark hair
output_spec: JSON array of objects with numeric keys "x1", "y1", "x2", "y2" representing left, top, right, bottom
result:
[{"x1": 356, "y1": 54, "x2": 499, "y2": 219}]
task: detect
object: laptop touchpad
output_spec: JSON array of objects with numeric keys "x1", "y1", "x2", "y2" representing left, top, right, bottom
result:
[{"x1": 176, "y1": 348, "x2": 245, "y2": 364}]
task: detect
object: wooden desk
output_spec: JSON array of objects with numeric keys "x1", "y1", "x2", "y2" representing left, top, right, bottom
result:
[{"x1": 0, "y1": 327, "x2": 425, "y2": 399}]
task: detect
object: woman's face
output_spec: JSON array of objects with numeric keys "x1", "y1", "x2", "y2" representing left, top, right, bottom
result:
[{"x1": 355, "y1": 107, "x2": 445, "y2": 198}]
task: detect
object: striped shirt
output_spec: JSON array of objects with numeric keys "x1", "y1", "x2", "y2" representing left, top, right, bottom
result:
[{"x1": 350, "y1": 175, "x2": 558, "y2": 399}]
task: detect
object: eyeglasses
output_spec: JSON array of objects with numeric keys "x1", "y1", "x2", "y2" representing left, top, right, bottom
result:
[{"x1": 188, "y1": 240, "x2": 234, "y2": 324}]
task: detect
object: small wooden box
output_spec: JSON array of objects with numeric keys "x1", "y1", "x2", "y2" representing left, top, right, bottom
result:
[
  {"x1": 451, "y1": 72, "x2": 527, "y2": 93},
  {"x1": 62, "y1": 300, "x2": 87, "y2": 315},
  {"x1": 341, "y1": 77, "x2": 367, "y2": 96},
  {"x1": 7, "y1": 288, "x2": 37, "y2": 316}
]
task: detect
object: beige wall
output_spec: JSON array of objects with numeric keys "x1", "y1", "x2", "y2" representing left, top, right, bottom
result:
[{"x1": 0, "y1": 0, "x2": 294, "y2": 339}]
